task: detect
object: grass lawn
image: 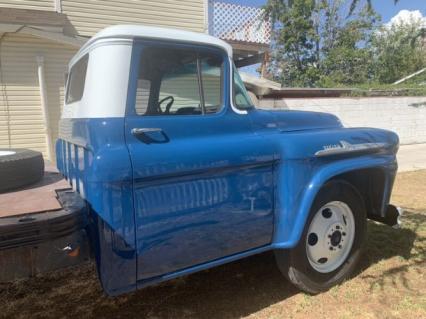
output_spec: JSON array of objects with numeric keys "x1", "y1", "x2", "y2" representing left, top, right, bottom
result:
[{"x1": 1, "y1": 170, "x2": 425, "y2": 319}]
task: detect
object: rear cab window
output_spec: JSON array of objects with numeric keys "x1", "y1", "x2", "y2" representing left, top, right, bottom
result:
[{"x1": 66, "y1": 54, "x2": 89, "y2": 104}]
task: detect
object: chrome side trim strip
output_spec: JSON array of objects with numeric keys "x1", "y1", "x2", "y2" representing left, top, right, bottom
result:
[{"x1": 315, "y1": 140, "x2": 388, "y2": 157}]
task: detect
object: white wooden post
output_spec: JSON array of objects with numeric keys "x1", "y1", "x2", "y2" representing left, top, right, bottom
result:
[
  {"x1": 36, "y1": 56, "x2": 52, "y2": 161},
  {"x1": 54, "y1": 0, "x2": 62, "y2": 13}
]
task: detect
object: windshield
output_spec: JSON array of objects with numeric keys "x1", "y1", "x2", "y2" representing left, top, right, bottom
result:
[{"x1": 232, "y1": 64, "x2": 254, "y2": 110}]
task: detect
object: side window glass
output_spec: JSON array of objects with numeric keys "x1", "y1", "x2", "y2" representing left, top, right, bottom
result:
[
  {"x1": 135, "y1": 79, "x2": 151, "y2": 115},
  {"x1": 135, "y1": 46, "x2": 223, "y2": 116},
  {"x1": 159, "y1": 60, "x2": 202, "y2": 115},
  {"x1": 66, "y1": 54, "x2": 88, "y2": 104},
  {"x1": 201, "y1": 57, "x2": 222, "y2": 114},
  {"x1": 233, "y1": 64, "x2": 254, "y2": 110}
]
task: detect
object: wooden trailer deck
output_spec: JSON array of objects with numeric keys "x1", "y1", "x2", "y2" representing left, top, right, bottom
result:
[{"x1": 0, "y1": 163, "x2": 70, "y2": 218}]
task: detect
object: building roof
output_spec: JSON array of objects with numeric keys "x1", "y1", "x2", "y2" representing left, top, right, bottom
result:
[
  {"x1": 76, "y1": 24, "x2": 233, "y2": 60},
  {"x1": 0, "y1": 8, "x2": 67, "y2": 30}
]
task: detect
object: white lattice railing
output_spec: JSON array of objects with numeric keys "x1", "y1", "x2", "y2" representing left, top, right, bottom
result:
[{"x1": 209, "y1": 0, "x2": 271, "y2": 45}]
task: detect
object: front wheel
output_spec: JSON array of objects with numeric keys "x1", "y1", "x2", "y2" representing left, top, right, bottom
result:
[{"x1": 275, "y1": 180, "x2": 367, "y2": 294}]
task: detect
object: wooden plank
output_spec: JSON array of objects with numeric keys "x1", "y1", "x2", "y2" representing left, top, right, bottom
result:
[
  {"x1": 234, "y1": 53, "x2": 264, "y2": 67},
  {"x1": 226, "y1": 40, "x2": 269, "y2": 54}
]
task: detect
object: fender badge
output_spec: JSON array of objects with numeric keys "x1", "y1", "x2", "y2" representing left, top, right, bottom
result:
[{"x1": 315, "y1": 140, "x2": 388, "y2": 157}]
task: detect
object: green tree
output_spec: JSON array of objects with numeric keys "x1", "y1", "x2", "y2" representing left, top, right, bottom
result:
[
  {"x1": 371, "y1": 20, "x2": 426, "y2": 84},
  {"x1": 264, "y1": 0, "x2": 320, "y2": 86},
  {"x1": 264, "y1": 0, "x2": 378, "y2": 87},
  {"x1": 318, "y1": 5, "x2": 379, "y2": 86}
]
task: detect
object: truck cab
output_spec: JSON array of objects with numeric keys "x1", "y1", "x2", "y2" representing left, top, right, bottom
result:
[{"x1": 56, "y1": 25, "x2": 400, "y2": 296}]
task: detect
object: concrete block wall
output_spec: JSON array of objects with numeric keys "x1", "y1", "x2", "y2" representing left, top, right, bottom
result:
[{"x1": 258, "y1": 97, "x2": 426, "y2": 145}]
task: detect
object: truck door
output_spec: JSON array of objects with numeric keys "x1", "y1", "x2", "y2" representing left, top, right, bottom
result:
[{"x1": 125, "y1": 41, "x2": 275, "y2": 281}]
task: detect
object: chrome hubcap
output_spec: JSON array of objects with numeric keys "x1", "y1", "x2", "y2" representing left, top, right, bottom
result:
[{"x1": 306, "y1": 201, "x2": 355, "y2": 273}]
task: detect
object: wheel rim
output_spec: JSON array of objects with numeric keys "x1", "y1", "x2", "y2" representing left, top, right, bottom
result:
[
  {"x1": 306, "y1": 201, "x2": 355, "y2": 273},
  {"x1": 0, "y1": 151, "x2": 15, "y2": 156}
]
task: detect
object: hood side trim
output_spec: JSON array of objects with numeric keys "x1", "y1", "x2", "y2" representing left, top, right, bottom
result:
[{"x1": 315, "y1": 140, "x2": 389, "y2": 157}]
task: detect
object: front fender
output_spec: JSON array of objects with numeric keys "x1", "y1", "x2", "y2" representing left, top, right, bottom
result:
[{"x1": 272, "y1": 154, "x2": 397, "y2": 249}]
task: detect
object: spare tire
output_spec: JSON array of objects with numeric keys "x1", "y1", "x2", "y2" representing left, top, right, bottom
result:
[{"x1": 0, "y1": 149, "x2": 44, "y2": 193}]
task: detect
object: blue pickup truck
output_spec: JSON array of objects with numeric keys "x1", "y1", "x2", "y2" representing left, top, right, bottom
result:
[{"x1": 33, "y1": 25, "x2": 400, "y2": 296}]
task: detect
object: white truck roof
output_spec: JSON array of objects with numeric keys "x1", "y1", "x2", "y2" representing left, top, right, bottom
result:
[{"x1": 71, "y1": 25, "x2": 233, "y2": 66}]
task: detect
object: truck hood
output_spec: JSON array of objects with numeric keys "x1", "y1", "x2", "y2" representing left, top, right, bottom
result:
[{"x1": 254, "y1": 109, "x2": 343, "y2": 132}]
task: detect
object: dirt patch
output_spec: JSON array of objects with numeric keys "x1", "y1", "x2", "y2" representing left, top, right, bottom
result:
[
  {"x1": 1, "y1": 171, "x2": 425, "y2": 319},
  {"x1": 392, "y1": 170, "x2": 426, "y2": 212}
]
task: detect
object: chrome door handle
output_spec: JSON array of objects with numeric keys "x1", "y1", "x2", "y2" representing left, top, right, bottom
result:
[
  {"x1": 131, "y1": 128, "x2": 162, "y2": 135},
  {"x1": 131, "y1": 127, "x2": 169, "y2": 144}
]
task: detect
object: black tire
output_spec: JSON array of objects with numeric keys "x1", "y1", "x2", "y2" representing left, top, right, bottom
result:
[
  {"x1": 275, "y1": 180, "x2": 367, "y2": 294},
  {"x1": 0, "y1": 149, "x2": 44, "y2": 193}
]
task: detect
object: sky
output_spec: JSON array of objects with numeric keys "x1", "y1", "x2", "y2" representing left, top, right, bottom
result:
[{"x1": 225, "y1": 0, "x2": 426, "y2": 24}]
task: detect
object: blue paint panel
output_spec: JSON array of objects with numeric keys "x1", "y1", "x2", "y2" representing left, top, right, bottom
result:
[
  {"x1": 246, "y1": 111, "x2": 399, "y2": 249},
  {"x1": 56, "y1": 117, "x2": 137, "y2": 295},
  {"x1": 271, "y1": 153, "x2": 397, "y2": 249},
  {"x1": 136, "y1": 244, "x2": 272, "y2": 290},
  {"x1": 125, "y1": 41, "x2": 277, "y2": 281},
  {"x1": 135, "y1": 164, "x2": 274, "y2": 279},
  {"x1": 250, "y1": 108, "x2": 343, "y2": 133}
]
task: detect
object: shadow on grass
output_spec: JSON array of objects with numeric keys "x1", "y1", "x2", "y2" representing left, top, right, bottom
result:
[
  {"x1": 358, "y1": 210, "x2": 425, "y2": 291},
  {"x1": 105, "y1": 252, "x2": 299, "y2": 319},
  {"x1": 0, "y1": 251, "x2": 298, "y2": 319},
  {"x1": 1, "y1": 211, "x2": 424, "y2": 319}
]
